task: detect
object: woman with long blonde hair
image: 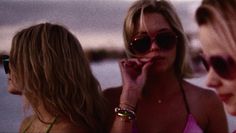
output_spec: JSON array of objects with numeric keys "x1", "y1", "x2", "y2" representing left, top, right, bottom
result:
[
  {"x1": 6, "y1": 23, "x2": 107, "y2": 133},
  {"x1": 196, "y1": 0, "x2": 236, "y2": 132},
  {"x1": 104, "y1": 0, "x2": 228, "y2": 132}
]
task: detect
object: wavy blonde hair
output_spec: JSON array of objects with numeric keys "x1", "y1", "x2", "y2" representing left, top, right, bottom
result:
[
  {"x1": 196, "y1": 0, "x2": 236, "y2": 61},
  {"x1": 10, "y1": 23, "x2": 107, "y2": 132},
  {"x1": 123, "y1": 0, "x2": 192, "y2": 78}
]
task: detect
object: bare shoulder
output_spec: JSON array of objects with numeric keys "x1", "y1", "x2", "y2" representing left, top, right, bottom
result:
[
  {"x1": 183, "y1": 80, "x2": 223, "y2": 114},
  {"x1": 102, "y1": 86, "x2": 122, "y2": 130},
  {"x1": 103, "y1": 86, "x2": 122, "y2": 107},
  {"x1": 103, "y1": 86, "x2": 122, "y2": 99},
  {"x1": 183, "y1": 80, "x2": 218, "y2": 100},
  {"x1": 19, "y1": 115, "x2": 35, "y2": 132},
  {"x1": 183, "y1": 80, "x2": 227, "y2": 130}
]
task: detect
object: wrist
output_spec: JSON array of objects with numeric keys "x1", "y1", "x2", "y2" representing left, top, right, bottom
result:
[
  {"x1": 119, "y1": 102, "x2": 136, "y2": 111},
  {"x1": 120, "y1": 87, "x2": 140, "y2": 108},
  {"x1": 115, "y1": 106, "x2": 136, "y2": 121}
]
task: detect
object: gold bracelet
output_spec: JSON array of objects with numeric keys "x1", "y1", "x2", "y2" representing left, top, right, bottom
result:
[{"x1": 115, "y1": 107, "x2": 136, "y2": 121}]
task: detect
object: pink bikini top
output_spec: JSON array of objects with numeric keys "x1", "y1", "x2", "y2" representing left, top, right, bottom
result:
[
  {"x1": 132, "y1": 83, "x2": 203, "y2": 133},
  {"x1": 182, "y1": 82, "x2": 203, "y2": 133},
  {"x1": 184, "y1": 114, "x2": 203, "y2": 133}
]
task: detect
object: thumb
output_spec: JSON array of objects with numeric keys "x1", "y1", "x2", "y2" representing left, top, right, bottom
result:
[{"x1": 140, "y1": 61, "x2": 152, "y2": 79}]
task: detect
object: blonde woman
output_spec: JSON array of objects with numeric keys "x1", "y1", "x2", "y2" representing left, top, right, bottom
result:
[
  {"x1": 104, "y1": 0, "x2": 228, "y2": 132},
  {"x1": 196, "y1": 0, "x2": 236, "y2": 126},
  {"x1": 6, "y1": 23, "x2": 107, "y2": 133}
]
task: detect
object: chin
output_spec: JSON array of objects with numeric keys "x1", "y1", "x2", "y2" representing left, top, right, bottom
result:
[
  {"x1": 226, "y1": 105, "x2": 236, "y2": 116},
  {"x1": 8, "y1": 88, "x2": 22, "y2": 95},
  {"x1": 150, "y1": 65, "x2": 172, "y2": 75},
  {"x1": 148, "y1": 68, "x2": 165, "y2": 76}
]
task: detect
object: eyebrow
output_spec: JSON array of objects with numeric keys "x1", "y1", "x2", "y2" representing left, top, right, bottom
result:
[{"x1": 137, "y1": 28, "x2": 173, "y2": 35}]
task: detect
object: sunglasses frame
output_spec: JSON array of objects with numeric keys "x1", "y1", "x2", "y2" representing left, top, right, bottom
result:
[
  {"x1": 200, "y1": 54, "x2": 236, "y2": 79},
  {"x1": 1, "y1": 55, "x2": 10, "y2": 74},
  {"x1": 129, "y1": 31, "x2": 178, "y2": 55}
]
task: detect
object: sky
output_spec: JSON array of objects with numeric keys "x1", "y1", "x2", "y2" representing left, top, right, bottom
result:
[{"x1": 0, "y1": 0, "x2": 201, "y2": 53}]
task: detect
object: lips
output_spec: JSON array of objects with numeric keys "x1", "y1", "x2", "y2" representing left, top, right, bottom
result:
[
  {"x1": 150, "y1": 56, "x2": 165, "y2": 64},
  {"x1": 218, "y1": 93, "x2": 233, "y2": 103}
]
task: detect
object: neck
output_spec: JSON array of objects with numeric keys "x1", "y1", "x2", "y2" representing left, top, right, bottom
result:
[
  {"x1": 143, "y1": 69, "x2": 181, "y2": 98},
  {"x1": 35, "y1": 103, "x2": 56, "y2": 124}
]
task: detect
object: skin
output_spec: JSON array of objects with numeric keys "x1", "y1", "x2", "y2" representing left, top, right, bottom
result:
[
  {"x1": 200, "y1": 26, "x2": 236, "y2": 116},
  {"x1": 20, "y1": 116, "x2": 87, "y2": 133},
  {"x1": 7, "y1": 74, "x2": 22, "y2": 95},
  {"x1": 105, "y1": 13, "x2": 228, "y2": 133},
  {"x1": 119, "y1": 13, "x2": 178, "y2": 109},
  {"x1": 18, "y1": 97, "x2": 88, "y2": 133}
]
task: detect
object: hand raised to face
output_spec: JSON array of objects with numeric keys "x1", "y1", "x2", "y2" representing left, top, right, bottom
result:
[{"x1": 119, "y1": 58, "x2": 153, "y2": 108}]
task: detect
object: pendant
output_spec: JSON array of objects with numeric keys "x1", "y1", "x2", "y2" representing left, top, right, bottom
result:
[{"x1": 157, "y1": 99, "x2": 162, "y2": 104}]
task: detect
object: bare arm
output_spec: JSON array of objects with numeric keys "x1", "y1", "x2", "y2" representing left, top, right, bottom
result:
[
  {"x1": 206, "y1": 91, "x2": 228, "y2": 133},
  {"x1": 110, "y1": 59, "x2": 152, "y2": 133},
  {"x1": 111, "y1": 116, "x2": 134, "y2": 133}
]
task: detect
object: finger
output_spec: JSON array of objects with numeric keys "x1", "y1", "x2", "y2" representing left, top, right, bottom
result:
[
  {"x1": 119, "y1": 58, "x2": 127, "y2": 64},
  {"x1": 140, "y1": 61, "x2": 153, "y2": 78},
  {"x1": 127, "y1": 58, "x2": 141, "y2": 63},
  {"x1": 125, "y1": 59, "x2": 139, "y2": 69},
  {"x1": 139, "y1": 57, "x2": 152, "y2": 63},
  {"x1": 118, "y1": 60, "x2": 126, "y2": 75}
]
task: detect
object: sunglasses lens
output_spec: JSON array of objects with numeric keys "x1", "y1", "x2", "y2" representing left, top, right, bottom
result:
[
  {"x1": 3, "y1": 60, "x2": 9, "y2": 74},
  {"x1": 156, "y1": 32, "x2": 177, "y2": 50},
  {"x1": 130, "y1": 35, "x2": 151, "y2": 54},
  {"x1": 1, "y1": 56, "x2": 9, "y2": 74},
  {"x1": 210, "y1": 56, "x2": 235, "y2": 79},
  {"x1": 200, "y1": 56, "x2": 209, "y2": 71}
]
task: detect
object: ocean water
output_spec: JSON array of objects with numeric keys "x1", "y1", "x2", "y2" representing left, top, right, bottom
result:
[
  {"x1": 0, "y1": 66, "x2": 23, "y2": 133},
  {"x1": 0, "y1": 60, "x2": 235, "y2": 132}
]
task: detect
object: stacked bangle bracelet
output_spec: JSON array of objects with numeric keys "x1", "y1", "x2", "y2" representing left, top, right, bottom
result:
[{"x1": 115, "y1": 107, "x2": 136, "y2": 121}]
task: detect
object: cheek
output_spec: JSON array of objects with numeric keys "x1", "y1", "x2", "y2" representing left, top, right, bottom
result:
[
  {"x1": 225, "y1": 103, "x2": 236, "y2": 116},
  {"x1": 167, "y1": 47, "x2": 177, "y2": 65},
  {"x1": 226, "y1": 80, "x2": 236, "y2": 91},
  {"x1": 8, "y1": 78, "x2": 22, "y2": 95}
]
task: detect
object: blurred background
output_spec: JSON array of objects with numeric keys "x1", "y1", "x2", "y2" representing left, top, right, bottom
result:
[{"x1": 0, "y1": 0, "x2": 235, "y2": 132}]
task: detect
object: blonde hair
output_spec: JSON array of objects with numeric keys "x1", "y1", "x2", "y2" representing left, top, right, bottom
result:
[
  {"x1": 10, "y1": 23, "x2": 107, "y2": 132},
  {"x1": 123, "y1": 0, "x2": 192, "y2": 78},
  {"x1": 196, "y1": 0, "x2": 236, "y2": 61}
]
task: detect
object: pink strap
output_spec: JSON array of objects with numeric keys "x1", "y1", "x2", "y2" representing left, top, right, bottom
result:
[{"x1": 184, "y1": 114, "x2": 203, "y2": 133}]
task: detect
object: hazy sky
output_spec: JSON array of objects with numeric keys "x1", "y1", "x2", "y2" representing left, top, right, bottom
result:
[{"x1": 0, "y1": 0, "x2": 201, "y2": 53}]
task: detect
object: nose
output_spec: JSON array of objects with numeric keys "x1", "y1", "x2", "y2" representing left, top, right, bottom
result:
[
  {"x1": 206, "y1": 68, "x2": 222, "y2": 90},
  {"x1": 149, "y1": 39, "x2": 160, "y2": 52}
]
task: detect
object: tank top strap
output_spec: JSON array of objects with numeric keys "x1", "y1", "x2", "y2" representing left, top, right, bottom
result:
[
  {"x1": 22, "y1": 115, "x2": 58, "y2": 133},
  {"x1": 22, "y1": 116, "x2": 35, "y2": 133},
  {"x1": 46, "y1": 116, "x2": 58, "y2": 133},
  {"x1": 179, "y1": 82, "x2": 190, "y2": 114}
]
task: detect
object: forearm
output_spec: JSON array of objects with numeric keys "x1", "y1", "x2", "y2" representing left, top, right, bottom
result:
[
  {"x1": 110, "y1": 116, "x2": 135, "y2": 133},
  {"x1": 110, "y1": 100, "x2": 137, "y2": 133}
]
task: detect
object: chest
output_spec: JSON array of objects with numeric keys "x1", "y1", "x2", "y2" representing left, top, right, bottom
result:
[{"x1": 135, "y1": 97, "x2": 188, "y2": 133}]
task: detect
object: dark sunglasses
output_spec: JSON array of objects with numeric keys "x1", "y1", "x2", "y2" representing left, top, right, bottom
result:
[
  {"x1": 129, "y1": 31, "x2": 178, "y2": 55},
  {"x1": 1, "y1": 55, "x2": 9, "y2": 74},
  {"x1": 200, "y1": 54, "x2": 236, "y2": 79}
]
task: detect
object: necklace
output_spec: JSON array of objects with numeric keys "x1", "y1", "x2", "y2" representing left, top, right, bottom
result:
[{"x1": 157, "y1": 99, "x2": 162, "y2": 104}]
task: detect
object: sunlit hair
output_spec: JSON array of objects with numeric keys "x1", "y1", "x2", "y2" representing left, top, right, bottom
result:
[
  {"x1": 10, "y1": 23, "x2": 106, "y2": 132},
  {"x1": 196, "y1": 0, "x2": 236, "y2": 61},
  {"x1": 123, "y1": 0, "x2": 192, "y2": 78}
]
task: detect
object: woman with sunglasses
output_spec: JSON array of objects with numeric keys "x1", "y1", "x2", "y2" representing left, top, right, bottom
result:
[
  {"x1": 104, "y1": 0, "x2": 228, "y2": 132},
  {"x1": 1, "y1": 55, "x2": 22, "y2": 95},
  {"x1": 196, "y1": 0, "x2": 236, "y2": 125},
  {"x1": 7, "y1": 23, "x2": 107, "y2": 133}
]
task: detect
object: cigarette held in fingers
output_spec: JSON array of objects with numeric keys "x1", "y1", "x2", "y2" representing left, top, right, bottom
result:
[{"x1": 138, "y1": 57, "x2": 152, "y2": 62}]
